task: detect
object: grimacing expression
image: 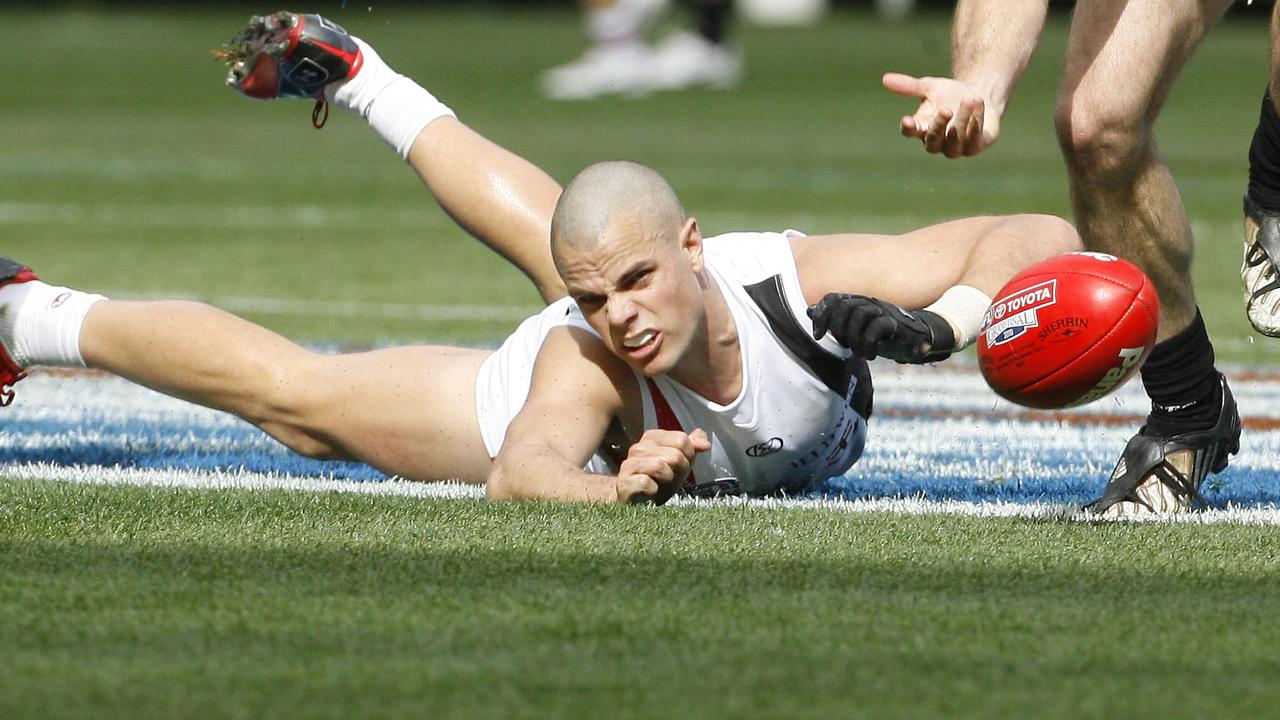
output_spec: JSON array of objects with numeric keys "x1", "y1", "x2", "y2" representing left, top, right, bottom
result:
[{"x1": 557, "y1": 215, "x2": 706, "y2": 377}]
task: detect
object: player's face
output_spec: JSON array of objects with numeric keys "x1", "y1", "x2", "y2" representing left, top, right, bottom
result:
[{"x1": 559, "y1": 216, "x2": 706, "y2": 377}]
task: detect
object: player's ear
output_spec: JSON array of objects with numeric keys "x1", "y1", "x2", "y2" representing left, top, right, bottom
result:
[{"x1": 680, "y1": 218, "x2": 704, "y2": 272}]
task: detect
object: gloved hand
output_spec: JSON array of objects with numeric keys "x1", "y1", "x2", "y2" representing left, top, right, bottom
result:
[{"x1": 807, "y1": 293, "x2": 957, "y2": 363}]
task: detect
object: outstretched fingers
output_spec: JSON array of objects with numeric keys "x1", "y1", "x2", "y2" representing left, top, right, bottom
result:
[{"x1": 882, "y1": 73, "x2": 996, "y2": 158}]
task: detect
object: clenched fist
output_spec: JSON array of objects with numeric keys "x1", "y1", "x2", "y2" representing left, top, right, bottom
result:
[{"x1": 615, "y1": 428, "x2": 711, "y2": 505}]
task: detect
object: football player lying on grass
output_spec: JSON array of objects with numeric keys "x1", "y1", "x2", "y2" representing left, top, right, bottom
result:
[{"x1": 0, "y1": 12, "x2": 1081, "y2": 506}]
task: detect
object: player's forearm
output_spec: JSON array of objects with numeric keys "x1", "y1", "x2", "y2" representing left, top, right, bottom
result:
[
  {"x1": 951, "y1": 0, "x2": 1050, "y2": 117},
  {"x1": 486, "y1": 444, "x2": 618, "y2": 503}
]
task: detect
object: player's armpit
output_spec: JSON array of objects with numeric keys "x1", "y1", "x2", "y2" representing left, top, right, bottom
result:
[{"x1": 485, "y1": 327, "x2": 640, "y2": 503}]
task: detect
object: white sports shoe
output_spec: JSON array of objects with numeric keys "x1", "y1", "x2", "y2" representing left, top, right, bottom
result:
[
  {"x1": 1242, "y1": 194, "x2": 1280, "y2": 337},
  {"x1": 541, "y1": 42, "x2": 656, "y2": 100},
  {"x1": 648, "y1": 31, "x2": 742, "y2": 91}
]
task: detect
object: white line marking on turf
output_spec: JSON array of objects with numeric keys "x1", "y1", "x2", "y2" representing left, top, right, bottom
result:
[
  {"x1": 668, "y1": 494, "x2": 1280, "y2": 526},
  {"x1": 8, "y1": 463, "x2": 1280, "y2": 526},
  {"x1": 9, "y1": 362, "x2": 1280, "y2": 525},
  {"x1": 2, "y1": 463, "x2": 484, "y2": 499}
]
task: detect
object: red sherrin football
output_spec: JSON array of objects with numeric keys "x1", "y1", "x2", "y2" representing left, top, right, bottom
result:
[{"x1": 977, "y1": 252, "x2": 1159, "y2": 409}]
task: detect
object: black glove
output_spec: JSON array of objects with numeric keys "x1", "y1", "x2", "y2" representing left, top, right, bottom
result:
[{"x1": 807, "y1": 293, "x2": 957, "y2": 363}]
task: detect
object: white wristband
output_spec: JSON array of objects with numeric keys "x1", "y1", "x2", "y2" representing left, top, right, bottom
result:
[{"x1": 923, "y1": 284, "x2": 992, "y2": 350}]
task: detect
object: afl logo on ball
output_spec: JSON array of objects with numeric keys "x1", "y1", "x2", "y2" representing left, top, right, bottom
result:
[
  {"x1": 746, "y1": 437, "x2": 784, "y2": 457},
  {"x1": 981, "y1": 279, "x2": 1057, "y2": 347}
]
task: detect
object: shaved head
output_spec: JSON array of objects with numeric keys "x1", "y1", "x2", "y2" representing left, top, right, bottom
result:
[{"x1": 550, "y1": 161, "x2": 687, "y2": 269}]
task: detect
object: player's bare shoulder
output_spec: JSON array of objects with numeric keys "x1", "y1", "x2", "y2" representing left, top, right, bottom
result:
[{"x1": 527, "y1": 326, "x2": 644, "y2": 433}]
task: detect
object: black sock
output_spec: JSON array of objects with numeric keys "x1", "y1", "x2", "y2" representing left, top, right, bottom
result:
[
  {"x1": 1248, "y1": 88, "x2": 1280, "y2": 211},
  {"x1": 694, "y1": 0, "x2": 732, "y2": 44},
  {"x1": 1140, "y1": 309, "x2": 1222, "y2": 436}
]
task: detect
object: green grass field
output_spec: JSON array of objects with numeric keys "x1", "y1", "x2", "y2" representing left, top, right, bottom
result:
[
  {"x1": 6, "y1": 480, "x2": 1280, "y2": 720},
  {"x1": 5, "y1": 4, "x2": 1280, "y2": 718}
]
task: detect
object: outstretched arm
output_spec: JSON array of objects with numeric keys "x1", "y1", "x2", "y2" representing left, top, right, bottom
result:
[
  {"x1": 793, "y1": 214, "x2": 1081, "y2": 360},
  {"x1": 485, "y1": 328, "x2": 710, "y2": 503},
  {"x1": 883, "y1": 0, "x2": 1049, "y2": 158}
]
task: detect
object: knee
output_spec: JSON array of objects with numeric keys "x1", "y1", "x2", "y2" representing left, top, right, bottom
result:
[
  {"x1": 1054, "y1": 95, "x2": 1149, "y2": 187},
  {"x1": 1019, "y1": 214, "x2": 1083, "y2": 255}
]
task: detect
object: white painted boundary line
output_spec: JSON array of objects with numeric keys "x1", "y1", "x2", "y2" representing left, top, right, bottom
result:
[
  {"x1": 668, "y1": 494, "x2": 1280, "y2": 526},
  {"x1": 8, "y1": 462, "x2": 1280, "y2": 526},
  {"x1": 2, "y1": 463, "x2": 484, "y2": 500}
]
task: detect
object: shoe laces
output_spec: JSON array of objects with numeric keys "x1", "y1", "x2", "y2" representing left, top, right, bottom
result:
[
  {"x1": 1246, "y1": 236, "x2": 1280, "y2": 297},
  {"x1": 1246, "y1": 240, "x2": 1275, "y2": 276},
  {"x1": 312, "y1": 98, "x2": 329, "y2": 129}
]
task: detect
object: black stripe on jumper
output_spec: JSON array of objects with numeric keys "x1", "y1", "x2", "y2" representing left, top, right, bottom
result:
[{"x1": 743, "y1": 275, "x2": 874, "y2": 420}]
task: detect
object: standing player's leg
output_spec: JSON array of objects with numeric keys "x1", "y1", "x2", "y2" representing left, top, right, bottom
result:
[
  {"x1": 1242, "y1": 1, "x2": 1280, "y2": 337},
  {"x1": 0, "y1": 260, "x2": 495, "y2": 483},
  {"x1": 1053, "y1": 0, "x2": 1239, "y2": 513},
  {"x1": 221, "y1": 12, "x2": 566, "y2": 302}
]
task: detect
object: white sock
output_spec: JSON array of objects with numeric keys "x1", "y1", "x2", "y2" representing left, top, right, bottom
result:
[
  {"x1": 0, "y1": 281, "x2": 106, "y2": 368},
  {"x1": 325, "y1": 38, "x2": 455, "y2": 160}
]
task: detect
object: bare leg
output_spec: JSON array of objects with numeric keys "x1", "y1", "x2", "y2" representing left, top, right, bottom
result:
[
  {"x1": 1241, "y1": 2, "x2": 1280, "y2": 337},
  {"x1": 405, "y1": 117, "x2": 566, "y2": 303},
  {"x1": 1272, "y1": 1, "x2": 1280, "y2": 108},
  {"x1": 224, "y1": 16, "x2": 567, "y2": 303},
  {"x1": 79, "y1": 300, "x2": 494, "y2": 484},
  {"x1": 1054, "y1": 0, "x2": 1232, "y2": 339},
  {"x1": 1055, "y1": 0, "x2": 1240, "y2": 515}
]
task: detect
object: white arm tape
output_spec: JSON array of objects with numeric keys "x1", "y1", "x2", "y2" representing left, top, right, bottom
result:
[{"x1": 923, "y1": 284, "x2": 992, "y2": 350}]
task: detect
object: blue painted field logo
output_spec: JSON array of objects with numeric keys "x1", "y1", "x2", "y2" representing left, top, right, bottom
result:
[
  {"x1": 746, "y1": 437, "x2": 784, "y2": 457},
  {"x1": 982, "y1": 279, "x2": 1057, "y2": 347}
]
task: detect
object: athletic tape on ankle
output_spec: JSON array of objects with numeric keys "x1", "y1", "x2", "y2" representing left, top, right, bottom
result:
[
  {"x1": 6, "y1": 282, "x2": 106, "y2": 369},
  {"x1": 365, "y1": 77, "x2": 456, "y2": 160},
  {"x1": 923, "y1": 284, "x2": 991, "y2": 350}
]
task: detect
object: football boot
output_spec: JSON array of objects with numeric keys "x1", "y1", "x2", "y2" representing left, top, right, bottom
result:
[
  {"x1": 0, "y1": 257, "x2": 39, "y2": 407},
  {"x1": 1086, "y1": 374, "x2": 1240, "y2": 515},
  {"x1": 215, "y1": 12, "x2": 362, "y2": 126},
  {"x1": 648, "y1": 32, "x2": 743, "y2": 92},
  {"x1": 541, "y1": 42, "x2": 656, "y2": 100},
  {"x1": 1242, "y1": 194, "x2": 1280, "y2": 337}
]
